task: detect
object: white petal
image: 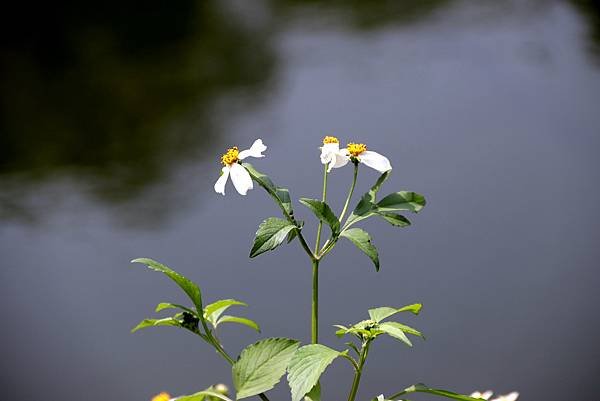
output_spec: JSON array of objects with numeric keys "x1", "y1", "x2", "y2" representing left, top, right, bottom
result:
[
  {"x1": 238, "y1": 138, "x2": 267, "y2": 160},
  {"x1": 327, "y1": 149, "x2": 350, "y2": 172},
  {"x1": 230, "y1": 163, "x2": 253, "y2": 195},
  {"x1": 359, "y1": 150, "x2": 392, "y2": 172},
  {"x1": 376, "y1": 395, "x2": 385, "y2": 401},
  {"x1": 482, "y1": 391, "x2": 493, "y2": 400},
  {"x1": 503, "y1": 392, "x2": 519, "y2": 401},
  {"x1": 320, "y1": 142, "x2": 340, "y2": 164},
  {"x1": 214, "y1": 166, "x2": 230, "y2": 195}
]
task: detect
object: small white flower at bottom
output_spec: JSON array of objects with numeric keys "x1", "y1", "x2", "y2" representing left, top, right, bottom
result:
[
  {"x1": 490, "y1": 392, "x2": 519, "y2": 401},
  {"x1": 470, "y1": 391, "x2": 493, "y2": 400}
]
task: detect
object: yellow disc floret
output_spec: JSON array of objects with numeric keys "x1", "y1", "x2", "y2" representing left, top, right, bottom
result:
[
  {"x1": 322, "y1": 136, "x2": 339, "y2": 144},
  {"x1": 151, "y1": 392, "x2": 171, "y2": 401},
  {"x1": 347, "y1": 143, "x2": 367, "y2": 157},
  {"x1": 221, "y1": 146, "x2": 239, "y2": 166}
]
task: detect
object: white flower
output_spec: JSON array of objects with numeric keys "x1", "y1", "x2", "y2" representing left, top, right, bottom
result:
[
  {"x1": 320, "y1": 137, "x2": 392, "y2": 173},
  {"x1": 214, "y1": 139, "x2": 267, "y2": 196},
  {"x1": 470, "y1": 391, "x2": 493, "y2": 400},
  {"x1": 376, "y1": 395, "x2": 385, "y2": 401},
  {"x1": 490, "y1": 392, "x2": 519, "y2": 401}
]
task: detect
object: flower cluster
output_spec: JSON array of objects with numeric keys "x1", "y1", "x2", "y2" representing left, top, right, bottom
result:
[{"x1": 213, "y1": 136, "x2": 392, "y2": 196}]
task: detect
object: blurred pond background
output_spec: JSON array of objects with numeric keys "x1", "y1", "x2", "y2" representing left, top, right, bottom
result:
[{"x1": 1, "y1": 0, "x2": 599, "y2": 400}]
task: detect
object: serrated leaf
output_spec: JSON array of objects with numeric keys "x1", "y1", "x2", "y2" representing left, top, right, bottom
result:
[
  {"x1": 395, "y1": 384, "x2": 484, "y2": 401},
  {"x1": 380, "y1": 321, "x2": 423, "y2": 338},
  {"x1": 217, "y1": 315, "x2": 260, "y2": 332},
  {"x1": 377, "y1": 192, "x2": 426, "y2": 213},
  {"x1": 368, "y1": 304, "x2": 422, "y2": 322},
  {"x1": 243, "y1": 163, "x2": 294, "y2": 215},
  {"x1": 340, "y1": 228, "x2": 379, "y2": 271},
  {"x1": 204, "y1": 299, "x2": 247, "y2": 324},
  {"x1": 379, "y1": 322, "x2": 413, "y2": 347},
  {"x1": 299, "y1": 198, "x2": 340, "y2": 235},
  {"x1": 250, "y1": 217, "x2": 296, "y2": 257},
  {"x1": 233, "y1": 337, "x2": 300, "y2": 399},
  {"x1": 376, "y1": 212, "x2": 411, "y2": 227},
  {"x1": 131, "y1": 258, "x2": 204, "y2": 315},
  {"x1": 287, "y1": 344, "x2": 347, "y2": 401},
  {"x1": 131, "y1": 316, "x2": 181, "y2": 333},
  {"x1": 304, "y1": 382, "x2": 321, "y2": 401}
]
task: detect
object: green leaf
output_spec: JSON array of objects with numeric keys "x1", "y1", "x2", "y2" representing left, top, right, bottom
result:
[
  {"x1": 233, "y1": 337, "x2": 300, "y2": 399},
  {"x1": 376, "y1": 212, "x2": 411, "y2": 227},
  {"x1": 155, "y1": 302, "x2": 196, "y2": 315},
  {"x1": 287, "y1": 344, "x2": 347, "y2": 401},
  {"x1": 204, "y1": 299, "x2": 247, "y2": 324},
  {"x1": 176, "y1": 390, "x2": 234, "y2": 401},
  {"x1": 242, "y1": 163, "x2": 293, "y2": 215},
  {"x1": 368, "y1": 304, "x2": 422, "y2": 322},
  {"x1": 379, "y1": 322, "x2": 413, "y2": 347},
  {"x1": 380, "y1": 321, "x2": 423, "y2": 338},
  {"x1": 395, "y1": 384, "x2": 484, "y2": 401},
  {"x1": 304, "y1": 382, "x2": 321, "y2": 401},
  {"x1": 131, "y1": 258, "x2": 204, "y2": 315},
  {"x1": 340, "y1": 228, "x2": 379, "y2": 271},
  {"x1": 299, "y1": 198, "x2": 340, "y2": 235},
  {"x1": 250, "y1": 217, "x2": 297, "y2": 258},
  {"x1": 345, "y1": 171, "x2": 391, "y2": 227},
  {"x1": 131, "y1": 316, "x2": 181, "y2": 333},
  {"x1": 377, "y1": 192, "x2": 426, "y2": 213},
  {"x1": 217, "y1": 315, "x2": 261, "y2": 332}
]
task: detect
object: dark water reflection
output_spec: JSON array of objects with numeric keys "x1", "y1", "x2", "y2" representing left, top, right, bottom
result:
[{"x1": 1, "y1": 1, "x2": 600, "y2": 400}]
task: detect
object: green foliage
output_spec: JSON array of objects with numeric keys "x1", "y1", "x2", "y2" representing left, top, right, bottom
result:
[
  {"x1": 340, "y1": 228, "x2": 379, "y2": 271},
  {"x1": 303, "y1": 382, "x2": 321, "y2": 401},
  {"x1": 299, "y1": 198, "x2": 340, "y2": 235},
  {"x1": 368, "y1": 304, "x2": 422, "y2": 322},
  {"x1": 250, "y1": 217, "x2": 297, "y2": 257},
  {"x1": 287, "y1": 344, "x2": 347, "y2": 401},
  {"x1": 204, "y1": 299, "x2": 247, "y2": 325},
  {"x1": 217, "y1": 316, "x2": 261, "y2": 332},
  {"x1": 176, "y1": 389, "x2": 234, "y2": 401},
  {"x1": 378, "y1": 322, "x2": 413, "y2": 347},
  {"x1": 232, "y1": 337, "x2": 300, "y2": 399},
  {"x1": 131, "y1": 316, "x2": 182, "y2": 333},
  {"x1": 389, "y1": 384, "x2": 485, "y2": 401},
  {"x1": 243, "y1": 163, "x2": 294, "y2": 216},
  {"x1": 376, "y1": 192, "x2": 426, "y2": 213},
  {"x1": 131, "y1": 258, "x2": 204, "y2": 315}
]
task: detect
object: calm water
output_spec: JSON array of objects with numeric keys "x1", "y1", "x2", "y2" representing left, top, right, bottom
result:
[{"x1": 1, "y1": 1, "x2": 599, "y2": 400}]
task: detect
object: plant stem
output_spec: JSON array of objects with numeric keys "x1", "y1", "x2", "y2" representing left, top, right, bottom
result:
[
  {"x1": 339, "y1": 162, "x2": 359, "y2": 223},
  {"x1": 311, "y1": 165, "x2": 328, "y2": 344},
  {"x1": 311, "y1": 259, "x2": 319, "y2": 343},
  {"x1": 347, "y1": 340, "x2": 371, "y2": 401}
]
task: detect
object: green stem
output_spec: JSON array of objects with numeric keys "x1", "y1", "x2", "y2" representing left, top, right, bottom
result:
[
  {"x1": 339, "y1": 162, "x2": 359, "y2": 223},
  {"x1": 347, "y1": 340, "x2": 371, "y2": 401},
  {"x1": 311, "y1": 259, "x2": 319, "y2": 343},
  {"x1": 311, "y1": 165, "x2": 328, "y2": 344}
]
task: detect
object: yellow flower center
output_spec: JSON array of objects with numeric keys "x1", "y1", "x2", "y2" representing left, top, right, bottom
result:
[
  {"x1": 347, "y1": 143, "x2": 367, "y2": 157},
  {"x1": 322, "y1": 136, "x2": 339, "y2": 144},
  {"x1": 221, "y1": 146, "x2": 239, "y2": 166},
  {"x1": 151, "y1": 392, "x2": 171, "y2": 401}
]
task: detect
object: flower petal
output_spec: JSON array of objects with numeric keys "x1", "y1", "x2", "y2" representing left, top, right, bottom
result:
[
  {"x1": 238, "y1": 138, "x2": 267, "y2": 160},
  {"x1": 359, "y1": 150, "x2": 392, "y2": 172},
  {"x1": 214, "y1": 166, "x2": 230, "y2": 195},
  {"x1": 230, "y1": 163, "x2": 253, "y2": 195},
  {"x1": 327, "y1": 149, "x2": 350, "y2": 172},
  {"x1": 320, "y1": 142, "x2": 340, "y2": 164}
]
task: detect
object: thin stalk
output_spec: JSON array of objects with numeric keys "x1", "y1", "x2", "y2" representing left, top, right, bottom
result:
[
  {"x1": 347, "y1": 340, "x2": 371, "y2": 401},
  {"x1": 311, "y1": 259, "x2": 319, "y2": 343},
  {"x1": 311, "y1": 165, "x2": 328, "y2": 344},
  {"x1": 339, "y1": 162, "x2": 359, "y2": 223},
  {"x1": 315, "y1": 165, "x2": 329, "y2": 251}
]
